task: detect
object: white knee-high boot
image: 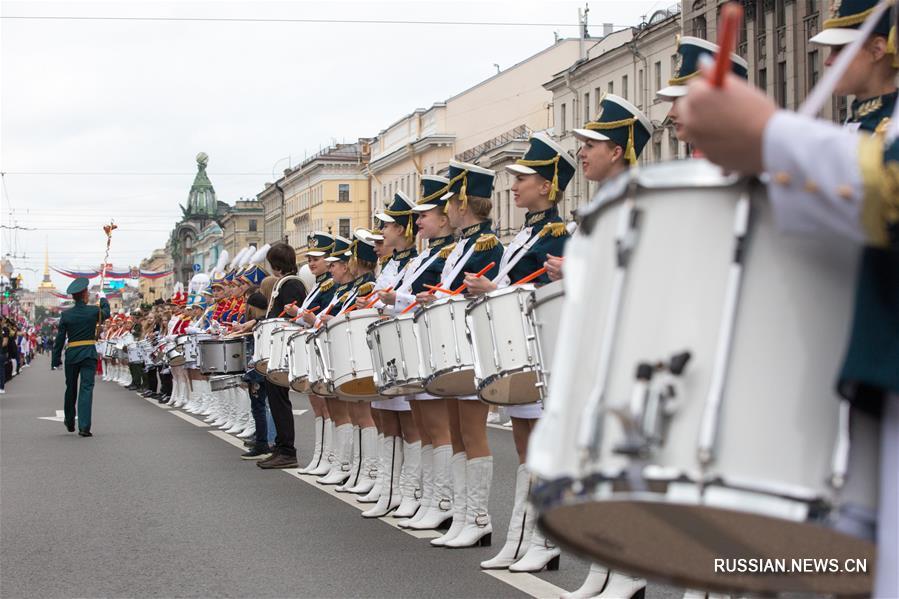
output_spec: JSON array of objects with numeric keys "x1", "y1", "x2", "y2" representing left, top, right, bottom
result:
[
  {"x1": 393, "y1": 440, "x2": 421, "y2": 518},
  {"x1": 481, "y1": 464, "x2": 533, "y2": 569},
  {"x1": 307, "y1": 418, "x2": 335, "y2": 476},
  {"x1": 399, "y1": 444, "x2": 432, "y2": 528},
  {"x1": 362, "y1": 435, "x2": 403, "y2": 518},
  {"x1": 444, "y1": 456, "x2": 493, "y2": 548},
  {"x1": 299, "y1": 416, "x2": 325, "y2": 473},
  {"x1": 430, "y1": 451, "x2": 468, "y2": 545},
  {"x1": 347, "y1": 426, "x2": 379, "y2": 494}
]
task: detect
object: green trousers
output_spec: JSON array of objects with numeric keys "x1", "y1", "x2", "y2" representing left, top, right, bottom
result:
[{"x1": 64, "y1": 359, "x2": 96, "y2": 431}]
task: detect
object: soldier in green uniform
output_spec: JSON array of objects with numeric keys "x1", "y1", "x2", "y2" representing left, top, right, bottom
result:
[{"x1": 51, "y1": 277, "x2": 111, "y2": 436}]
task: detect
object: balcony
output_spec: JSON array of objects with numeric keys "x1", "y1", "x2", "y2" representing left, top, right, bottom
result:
[
  {"x1": 455, "y1": 124, "x2": 532, "y2": 164},
  {"x1": 804, "y1": 13, "x2": 819, "y2": 40}
]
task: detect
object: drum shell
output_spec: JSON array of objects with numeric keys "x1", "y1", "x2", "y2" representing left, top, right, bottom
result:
[
  {"x1": 527, "y1": 279, "x2": 564, "y2": 399},
  {"x1": 209, "y1": 374, "x2": 243, "y2": 392},
  {"x1": 308, "y1": 327, "x2": 336, "y2": 397},
  {"x1": 367, "y1": 313, "x2": 424, "y2": 397},
  {"x1": 288, "y1": 331, "x2": 313, "y2": 393},
  {"x1": 466, "y1": 285, "x2": 539, "y2": 405},
  {"x1": 252, "y1": 318, "x2": 286, "y2": 374},
  {"x1": 198, "y1": 338, "x2": 247, "y2": 375},
  {"x1": 324, "y1": 309, "x2": 381, "y2": 401},
  {"x1": 126, "y1": 344, "x2": 143, "y2": 364},
  {"x1": 527, "y1": 159, "x2": 878, "y2": 596},
  {"x1": 415, "y1": 296, "x2": 476, "y2": 397},
  {"x1": 266, "y1": 323, "x2": 304, "y2": 386}
]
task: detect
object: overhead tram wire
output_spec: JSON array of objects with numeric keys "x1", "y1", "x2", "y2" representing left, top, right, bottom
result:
[{"x1": 0, "y1": 15, "x2": 631, "y2": 28}]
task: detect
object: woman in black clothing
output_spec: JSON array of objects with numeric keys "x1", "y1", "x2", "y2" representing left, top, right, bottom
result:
[{"x1": 256, "y1": 243, "x2": 307, "y2": 470}]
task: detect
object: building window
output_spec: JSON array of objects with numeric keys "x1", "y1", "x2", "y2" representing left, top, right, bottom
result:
[
  {"x1": 653, "y1": 140, "x2": 662, "y2": 162},
  {"x1": 654, "y1": 61, "x2": 662, "y2": 98},
  {"x1": 621, "y1": 75, "x2": 628, "y2": 100},
  {"x1": 776, "y1": 60, "x2": 787, "y2": 107},
  {"x1": 338, "y1": 218, "x2": 351, "y2": 239},
  {"x1": 668, "y1": 129, "x2": 679, "y2": 159},
  {"x1": 249, "y1": 219, "x2": 257, "y2": 232},
  {"x1": 638, "y1": 69, "x2": 644, "y2": 107},
  {"x1": 607, "y1": 81, "x2": 614, "y2": 97},
  {"x1": 560, "y1": 103, "x2": 567, "y2": 133},
  {"x1": 338, "y1": 183, "x2": 350, "y2": 202},
  {"x1": 584, "y1": 93, "x2": 590, "y2": 123},
  {"x1": 775, "y1": 0, "x2": 786, "y2": 28},
  {"x1": 594, "y1": 87, "x2": 602, "y2": 113},
  {"x1": 693, "y1": 15, "x2": 707, "y2": 39},
  {"x1": 758, "y1": 67, "x2": 767, "y2": 92},
  {"x1": 807, "y1": 50, "x2": 819, "y2": 92}
]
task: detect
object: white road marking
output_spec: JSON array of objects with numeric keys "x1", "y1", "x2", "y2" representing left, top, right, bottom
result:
[
  {"x1": 292, "y1": 409, "x2": 308, "y2": 416},
  {"x1": 198, "y1": 408, "x2": 566, "y2": 599},
  {"x1": 487, "y1": 422, "x2": 514, "y2": 432},
  {"x1": 483, "y1": 569, "x2": 568, "y2": 599},
  {"x1": 141, "y1": 395, "x2": 171, "y2": 409},
  {"x1": 38, "y1": 410, "x2": 66, "y2": 422},
  {"x1": 168, "y1": 410, "x2": 211, "y2": 428}
]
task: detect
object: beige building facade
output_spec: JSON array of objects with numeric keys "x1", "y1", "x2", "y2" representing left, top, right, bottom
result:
[
  {"x1": 220, "y1": 199, "x2": 264, "y2": 262},
  {"x1": 683, "y1": 0, "x2": 841, "y2": 120},
  {"x1": 139, "y1": 248, "x2": 174, "y2": 304},
  {"x1": 258, "y1": 179, "x2": 287, "y2": 245},
  {"x1": 545, "y1": 10, "x2": 683, "y2": 218},
  {"x1": 282, "y1": 142, "x2": 371, "y2": 254}
]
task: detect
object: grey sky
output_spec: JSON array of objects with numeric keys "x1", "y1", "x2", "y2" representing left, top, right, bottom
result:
[{"x1": 2, "y1": 0, "x2": 671, "y2": 290}]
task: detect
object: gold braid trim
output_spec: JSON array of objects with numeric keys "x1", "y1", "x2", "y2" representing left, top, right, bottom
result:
[
  {"x1": 356, "y1": 282, "x2": 375, "y2": 297},
  {"x1": 384, "y1": 208, "x2": 415, "y2": 240},
  {"x1": 378, "y1": 255, "x2": 391, "y2": 267},
  {"x1": 539, "y1": 222, "x2": 568, "y2": 238},
  {"x1": 516, "y1": 155, "x2": 561, "y2": 202},
  {"x1": 319, "y1": 279, "x2": 335, "y2": 293},
  {"x1": 823, "y1": 5, "x2": 877, "y2": 29},
  {"x1": 585, "y1": 117, "x2": 638, "y2": 164},
  {"x1": 474, "y1": 234, "x2": 498, "y2": 251},
  {"x1": 442, "y1": 170, "x2": 469, "y2": 212},
  {"x1": 858, "y1": 133, "x2": 899, "y2": 247},
  {"x1": 667, "y1": 70, "x2": 702, "y2": 86},
  {"x1": 419, "y1": 183, "x2": 450, "y2": 204},
  {"x1": 438, "y1": 243, "x2": 457, "y2": 259}
]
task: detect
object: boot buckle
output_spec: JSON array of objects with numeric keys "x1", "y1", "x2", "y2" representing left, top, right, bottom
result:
[
  {"x1": 474, "y1": 513, "x2": 489, "y2": 527},
  {"x1": 438, "y1": 499, "x2": 452, "y2": 511}
]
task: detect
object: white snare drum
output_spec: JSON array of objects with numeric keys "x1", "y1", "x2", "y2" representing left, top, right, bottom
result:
[
  {"x1": 324, "y1": 309, "x2": 381, "y2": 400},
  {"x1": 165, "y1": 340, "x2": 186, "y2": 367},
  {"x1": 308, "y1": 326, "x2": 335, "y2": 397},
  {"x1": 126, "y1": 344, "x2": 143, "y2": 364},
  {"x1": 266, "y1": 321, "x2": 304, "y2": 387},
  {"x1": 415, "y1": 295, "x2": 476, "y2": 397},
  {"x1": 528, "y1": 160, "x2": 877, "y2": 597},
  {"x1": 252, "y1": 318, "x2": 285, "y2": 374},
  {"x1": 288, "y1": 330, "x2": 313, "y2": 393},
  {"x1": 97, "y1": 340, "x2": 107, "y2": 357},
  {"x1": 527, "y1": 280, "x2": 564, "y2": 400},
  {"x1": 103, "y1": 341, "x2": 118, "y2": 359},
  {"x1": 367, "y1": 313, "x2": 424, "y2": 397},
  {"x1": 466, "y1": 285, "x2": 540, "y2": 405}
]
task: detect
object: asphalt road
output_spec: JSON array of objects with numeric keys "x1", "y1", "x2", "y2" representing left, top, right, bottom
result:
[{"x1": 1, "y1": 355, "x2": 685, "y2": 598}]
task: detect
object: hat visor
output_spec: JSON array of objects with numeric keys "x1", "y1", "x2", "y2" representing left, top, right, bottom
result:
[
  {"x1": 411, "y1": 203, "x2": 439, "y2": 213},
  {"x1": 323, "y1": 256, "x2": 340, "y2": 262},
  {"x1": 809, "y1": 28, "x2": 860, "y2": 46},
  {"x1": 656, "y1": 85, "x2": 687, "y2": 100},
  {"x1": 505, "y1": 164, "x2": 538, "y2": 175},
  {"x1": 305, "y1": 250, "x2": 327, "y2": 257},
  {"x1": 572, "y1": 128, "x2": 611, "y2": 142},
  {"x1": 374, "y1": 212, "x2": 396, "y2": 223}
]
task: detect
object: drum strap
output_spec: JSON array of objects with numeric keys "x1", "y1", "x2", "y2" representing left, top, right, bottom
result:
[
  {"x1": 443, "y1": 242, "x2": 480, "y2": 288},
  {"x1": 397, "y1": 250, "x2": 444, "y2": 295},
  {"x1": 300, "y1": 284, "x2": 322, "y2": 310},
  {"x1": 492, "y1": 228, "x2": 543, "y2": 285}
]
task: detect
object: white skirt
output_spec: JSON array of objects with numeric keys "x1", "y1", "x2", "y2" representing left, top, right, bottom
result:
[
  {"x1": 371, "y1": 395, "x2": 411, "y2": 411},
  {"x1": 506, "y1": 401, "x2": 542, "y2": 420}
]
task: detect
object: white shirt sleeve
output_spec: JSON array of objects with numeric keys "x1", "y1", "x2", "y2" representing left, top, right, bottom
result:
[{"x1": 762, "y1": 110, "x2": 867, "y2": 243}]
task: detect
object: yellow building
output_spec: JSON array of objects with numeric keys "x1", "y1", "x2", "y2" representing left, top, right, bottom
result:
[
  {"x1": 139, "y1": 248, "x2": 174, "y2": 304},
  {"x1": 220, "y1": 199, "x2": 264, "y2": 260},
  {"x1": 283, "y1": 142, "x2": 371, "y2": 254}
]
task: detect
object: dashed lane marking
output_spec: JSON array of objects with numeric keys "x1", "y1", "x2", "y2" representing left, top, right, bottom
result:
[
  {"x1": 484, "y1": 569, "x2": 568, "y2": 599},
  {"x1": 168, "y1": 410, "x2": 211, "y2": 428}
]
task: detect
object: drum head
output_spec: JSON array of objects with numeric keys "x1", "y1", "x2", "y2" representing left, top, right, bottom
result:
[
  {"x1": 254, "y1": 359, "x2": 269, "y2": 375},
  {"x1": 478, "y1": 370, "x2": 540, "y2": 405},
  {"x1": 540, "y1": 500, "x2": 874, "y2": 596},
  {"x1": 266, "y1": 369, "x2": 290, "y2": 387},
  {"x1": 336, "y1": 376, "x2": 379, "y2": 400},
  {"x1": 425, "y1": 370, "x2": 476, "y2": 397},
  {"x1": 290, "y1": 377, "x2": 311, "y2": 393}
]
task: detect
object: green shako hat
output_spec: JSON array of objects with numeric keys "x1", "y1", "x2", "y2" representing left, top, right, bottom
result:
[
  {"x1": 810, "y1": 0, "x2": 894, "y2": 47},
  {"x1": 657, "y1": 36, "x2": 749, "y2": 99},
  {"x1": 506, "y1": 131, "x2": 578, "y2": 202},
  {"x1": 573, "y1": 94, "x2": 653, "y2": 165},
  {"x1": 413, "y1": 175, "x2": 451, "y2": 213},
  {"x1": 67, "y1": 277, "x2": 90, "y2": 295}
]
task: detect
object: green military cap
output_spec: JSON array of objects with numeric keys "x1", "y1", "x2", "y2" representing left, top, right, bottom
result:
[
  {"x1": 811, "y1": 0, "x2": 893, "y2": 46},
  {"x1": 67, "y1": 277, "x2": 90, "y2": 295}
]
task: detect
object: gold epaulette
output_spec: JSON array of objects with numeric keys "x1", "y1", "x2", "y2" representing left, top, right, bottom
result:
[
  {"x1": 539, "y1": 222, "x2": 568, "y2": 238},
  {"x1": 338, "y1": 292, "x2": 350, "y2": 304},
  {"x1": 875, "y1": 117, "x2": 891, "y2": 136},
  {"x1": 319, "y1": 279, "x2": 335, "y2": 293},
  {"x1": 438, "y1": 243, "x2": 457, "y2": 259},
  {"x1": 378, "y1": 255, "x2": 391, "y2": 267},
  {"x1": 474, "y1": 234, "x2": 499, "y2": 251},
  {"x1": 356, "y1": 282, "x2": 375, "y2": 297}
]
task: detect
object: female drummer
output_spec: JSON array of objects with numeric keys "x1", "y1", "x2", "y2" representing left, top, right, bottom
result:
[
  {"x1": 313, "y1": 236, "x2": 369, "y2": 486},
  {"x1": 415, "y1": 160, "x2": 504, "y2": 548},
  {"x1": 251, "y1": 242, "x2": 306, "y2": 470},
  {"x1": 376, "y1": 175, "x2": 456, "y2": 530},
  {"x1": 464, "y1": 132, "x2": 576, "y2": 572},
  {"x1": 295, "y1": 232, "x2": 337, "y2": 476},
  {"x1": 358, "y1": 192, "x2": 424, "y2": 517},
  {"x1": 550, "y1": 95, "x2": 654, "y2": 599}
]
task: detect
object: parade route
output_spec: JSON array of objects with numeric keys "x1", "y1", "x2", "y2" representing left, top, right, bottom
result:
[{"x1": 1, "y1": 356, "x2": 685, "y2": 598}]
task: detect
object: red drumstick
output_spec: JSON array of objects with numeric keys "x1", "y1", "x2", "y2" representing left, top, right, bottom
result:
[
  {"x1": 711, "y1": 3, "x2": 743, "y2": 88},
  {"x1": 424, "y1": 284, "x2": 454, "y2": 295},
  {"x1": 278, "y1": 301, "x2": 297, "y2": 317},
  {"x1": 402, "y1": 261, "x2": 497, "y2": 314},
  {"x1": 364, "y1": 287, "x2": 392, "y2": 309},
  {"x1": 512, "y1": 266, "x2": 547, "y2": 286}
]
